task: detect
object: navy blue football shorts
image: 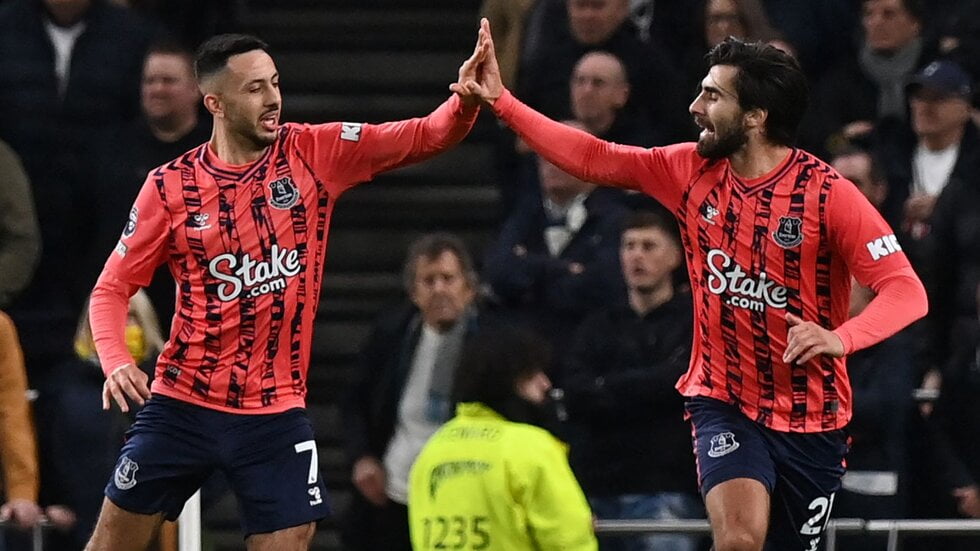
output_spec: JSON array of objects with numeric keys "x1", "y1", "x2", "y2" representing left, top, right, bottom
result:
[
  {"x1": 686, "y1": 396, "x2": 848, "y2": 551},
  {"x1": 105, "y1": 395, "x2": 329, "y2": 536}
]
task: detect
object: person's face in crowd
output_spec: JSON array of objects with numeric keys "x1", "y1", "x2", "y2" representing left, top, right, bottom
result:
[
  {"x1": 862, "y1": 0, "x2": 921, "y2": 53},
  {"x1": 410, "y1": 251, "x2": 475, "y2": 332},
  {"x1": 203, "y1": 50, "x2": 281, "y2": 149},
  {"x1": 705, "y1": 0, "x2": 745, "y2": 48},
  {"x1": 538, "y1": 158, "x2": 595, "y2": 205},
  {"x1": 832, "y1": 152, "x2": 887, "y2": 208},
  {"x1": 909, "y1": 88, "x2": 972, "y2": 143},
  {"x1": 690, "y1": 65, "x2": 750, "y2": 159},
  {"x1": 516, "y1": 371, "x2": 552, "y2": 405},
  {"x1": 567, "y1": 0, "x2": 630, "y2": 46},
  {"x1": 570, "y1": 53, "x2": 630, "y2": 128},
  {"x1": 621, "y1": 226, "x2": 682, "y2": 293},
  {"x1": 142, "y1": 53, "x2": 201, "y2": 127}
]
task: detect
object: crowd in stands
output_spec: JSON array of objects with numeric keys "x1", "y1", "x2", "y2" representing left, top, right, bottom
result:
[{"x1": 0, "y1": 0, "x2": 977, "y2": 550}]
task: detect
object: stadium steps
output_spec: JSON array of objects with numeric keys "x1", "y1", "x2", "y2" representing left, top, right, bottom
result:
[{"x1": 216, "y1": 1, "x2": 494, "y2": 548}]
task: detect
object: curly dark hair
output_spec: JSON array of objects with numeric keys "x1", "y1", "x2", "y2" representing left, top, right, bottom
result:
[{"x1": 705, "y1": 37, "x2": 808, "y2": 146}]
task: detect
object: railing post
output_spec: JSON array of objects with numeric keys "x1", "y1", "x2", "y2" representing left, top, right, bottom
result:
[
  {"x1": 886, "y1": 522, "x2": 900, "y2": 551},
  {"x1": 178, "y1": 490, "x2": 202, "y2": 551}
]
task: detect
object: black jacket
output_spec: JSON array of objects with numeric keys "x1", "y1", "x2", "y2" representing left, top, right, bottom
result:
[
  {"x1": 0, "y1": 0, "x2": 156, "y2": 365},
  {"x1": 562, "y1": 292, "x2": 696, "y2": 496},
  {"x1": 482, "y1": 190, "x2": 626, "y2": 381}
]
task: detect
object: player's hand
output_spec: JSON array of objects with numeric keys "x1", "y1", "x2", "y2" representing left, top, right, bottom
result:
[
  {"x1": 451, "y1": 18, "x2": 490, "y2": 107},
  {"x1": 352, "y1": 456, "x2": 388, "y2": 507},
  {"x1": 0, "y1": 499, "x2": 43, "y2": 530},
  {"x1": 452, "y1": 18, "x2": 503, "y2": 105},
  {"x1": 953, "y1": 486, "x2": 980, "y2": 518},
  {"x1": 102, "y1": 363, "x2": 151, "y2": 412},
  {"x1": 782, "y1": 313, "x2": 844, "y2": 365}
]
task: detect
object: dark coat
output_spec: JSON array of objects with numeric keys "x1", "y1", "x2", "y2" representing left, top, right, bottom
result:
[
  {"x1": 482, "y1": 190, "x2": 626, "y2": 381},
  {"x1": 562, "y1": 292, "x2": 696, "y2": 496}
]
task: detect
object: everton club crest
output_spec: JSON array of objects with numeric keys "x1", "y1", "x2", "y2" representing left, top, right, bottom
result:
[
  {"x1": 269, "y1": 177, "x2": 300, "y2": 209},
  {"x1": 772, "y1": 216, "x2": 803, "y2": 248}
]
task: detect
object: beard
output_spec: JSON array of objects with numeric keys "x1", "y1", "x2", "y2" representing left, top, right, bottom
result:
[{"x1": 696, "y1": 116, "x2": 748, "y2": 159}]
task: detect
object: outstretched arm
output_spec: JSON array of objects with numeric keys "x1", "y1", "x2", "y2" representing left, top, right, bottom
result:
[
  {"x1": 454, "y1": 19, "x2": 693, "y2": 212},
  {"x1": 307, "y1": 31, "x2": 486, "y2": 188}
]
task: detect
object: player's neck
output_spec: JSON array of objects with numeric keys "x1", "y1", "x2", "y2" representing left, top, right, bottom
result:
[
  {"x1": 728, "y1": 141, "x2": 792, "y2": 180},
  {"x1": 209, "y1": 127, "x2": 268, "y2": 165}
]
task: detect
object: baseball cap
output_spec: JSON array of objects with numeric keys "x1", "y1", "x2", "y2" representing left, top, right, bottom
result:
[{"x1": 906, "y1": 60, "x2": 974, "y2": 98}]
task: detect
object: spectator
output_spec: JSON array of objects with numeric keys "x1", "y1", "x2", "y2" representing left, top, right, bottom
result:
[
  {"x1": 408, "y1": 327, "x2": 597, "y2": 551},
  {"x1": 830, "y1": 145, "x2": 889, "y2": 211},
  {"x1": 833, "y1": 280, "x2": 917, "y2": 551},
  {"x1": 926, "y1": 107, "x2": 980, "y2": 373},
  {"x1": 0, "y1": 0, "x2": 157, "y2": 384},
  {"x1": 0, "y1": 139, "x2": 40, "y2": 309},
  {"x1": 479, "y1": 0, "x2": 536, "y2": 88},
  {"x1": 0, "y1": 312, "x2": 43, "y2": 533},
  {"x1": 93, "y1": 40, "x2": 211, "y2": 329},
  {"x1": 517, "y1": 0, "x2": 685, "y2": 145},
  {"x1": 571, "y1": 51, "x2": 656, "y2": 146},
  {"x1": 563, "y1": 210, "x2": 701, "y2": 551},
  {"x1": 923, "y1": 283, "x2": 980, "y2": 549},
  {"x1": 38, "y1": 291, "x2": 163, "y2": 550},
  {"x1": 483, "y1": 123, "x2": 626, "y2": 382},
  {"x1": 760, "y1": 0, "x2": 858, "y2": 80},
  {"x1": 878, "y1": 60, "x2": 977, "y2": 238},
  {"x1": 341, "y1": 234, "x2": 486, "y2": 551},
  {"x1": 625, "y1": 0, "x2": 699, "y2": 67},
  {"x1": 875, "y1": 60, "x2": 979, "y2": 367},
  {"x1": 802, "y1": 0, "x2": 933, "y2": 157}
]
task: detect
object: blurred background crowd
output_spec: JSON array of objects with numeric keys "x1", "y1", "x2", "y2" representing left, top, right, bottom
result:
[{"x1": 0, "y1": 0, "x2": 977, "y2": 549}]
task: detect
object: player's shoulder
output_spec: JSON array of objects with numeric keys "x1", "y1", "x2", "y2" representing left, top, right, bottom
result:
[{"x1": 656, "y1": 142, "x2": 716, "y2": 173}]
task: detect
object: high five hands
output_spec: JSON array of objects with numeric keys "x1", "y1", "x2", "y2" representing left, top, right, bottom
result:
[
  {"x1": 782, "y1": 313, "x2": 845, "y2": 365},
  {"x1": 451, "y1": 18, "x2": 503, "y2": 106}
]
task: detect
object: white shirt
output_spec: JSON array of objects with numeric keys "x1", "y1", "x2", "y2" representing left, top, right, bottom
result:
[
  {"x1": 44, "y1": 19, "x2": 86, "y2": 98},
  {"x1": 912, "y1": 142, "x2": 960, "y2": 197},
  {"x1": 382, "y1": 324, "x2": 445, "y2": 504}
]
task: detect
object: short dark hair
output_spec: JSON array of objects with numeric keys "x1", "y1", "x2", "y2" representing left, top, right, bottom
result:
[
  {"x1": 402, "y1": 233, "x2": 477, "y2": 293},
  {"x1": 705, "y1": 37, "x2": 808, "y2": 147},
  {"x1": 622, "y1": 209, "x2": 681, "y2": 249},
  {"x1": 194, "y1": 34, "x2": 270, "y2": 82},
  {"x1": 830, "y1": 144, "x2": 886, "y2": 186},
  {"x1": 146, "y1": 39, "x2": 195, "y2": 72},
  {"x1": 452, "y1": 327, "x2": 551, "y2": 411},
  {"x1": 863, "y1": 0, "x2": 925, "y2": 23}
]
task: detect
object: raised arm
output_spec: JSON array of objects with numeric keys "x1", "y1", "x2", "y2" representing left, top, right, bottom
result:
[
  {"x1": 302, "y1": 32, "x2": 486, "y2": 189},
  {"x1": 455, "y1": 18, "x2": 693, "y2": 212}
]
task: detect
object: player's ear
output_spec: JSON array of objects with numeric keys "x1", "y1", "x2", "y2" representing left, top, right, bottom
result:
[
  {"x1": 744, "y1": 107, "x2": 767, "y2": 132},
  {"x1": 202, "y1": 93, "x2": 223, "y2": 118}
]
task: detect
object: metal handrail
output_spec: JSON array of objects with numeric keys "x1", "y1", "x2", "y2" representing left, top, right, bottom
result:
[{"x1": 594, "y1": 518, "x2": 980, "y2": 551}]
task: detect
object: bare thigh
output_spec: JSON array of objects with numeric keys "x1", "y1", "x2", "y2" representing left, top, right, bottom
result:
[
  {"x1": 84, "y1": 497, "x2": 165, "y2": 551},
  {"x1": 705, "y1": 478, "x2": 770, "y2": 551},
  {"x1": 246, "y1": 522, "x2": 317, "y2": 551}
]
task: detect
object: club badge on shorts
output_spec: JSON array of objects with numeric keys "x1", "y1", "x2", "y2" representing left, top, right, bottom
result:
[
  {"x1": 114, "y1": 456, "x2": 139, "y2": 490},
  {"x1": 708, "y1": 431, "x2": 740, "y2": 458}
]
